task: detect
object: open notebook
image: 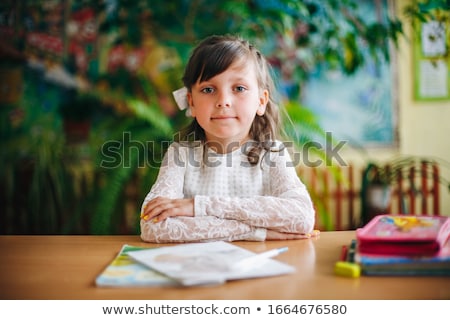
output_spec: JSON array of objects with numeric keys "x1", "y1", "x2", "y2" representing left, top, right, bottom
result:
[{"x1": 127, "y1": 241, "x2": 295, "y2": 286}]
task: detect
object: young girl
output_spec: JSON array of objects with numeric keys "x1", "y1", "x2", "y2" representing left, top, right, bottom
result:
[{"x1": 140, "y1": 35, "x2": 316, "y2": 243}]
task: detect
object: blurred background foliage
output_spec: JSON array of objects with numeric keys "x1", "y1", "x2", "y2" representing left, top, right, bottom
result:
[{"x1": 1, "y1": 0, "x2": 440, "y2": 234}]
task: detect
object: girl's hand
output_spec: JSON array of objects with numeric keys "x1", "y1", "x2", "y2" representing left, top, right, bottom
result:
[
  {"x1": 266, "y1": 229, "x2": 320, "y2": 240},
  {"x1": 140, "y1": 197, "x2": 194, "y2": 223}
]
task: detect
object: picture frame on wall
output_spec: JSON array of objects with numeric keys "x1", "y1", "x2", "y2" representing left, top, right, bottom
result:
[{"x1": 413, "y1": 17, "x2": 450, "y2": 101}]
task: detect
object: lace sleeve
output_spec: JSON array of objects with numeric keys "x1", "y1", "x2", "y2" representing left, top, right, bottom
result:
[
  {"x1": 140, "y1": 216, "x2": 266, "y2": 243},
  {"x1": 140, "y1": 143, "x2": 266, "y2": 243},
  {"x1": 195, "y1": 151, "x2": 315, "y2": 234},
  {"x1": 140, "y1": 144, "x2": 185, "y2": 208}
]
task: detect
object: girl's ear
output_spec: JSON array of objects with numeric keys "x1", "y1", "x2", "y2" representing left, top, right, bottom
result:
[
  {"x1": 257, "y1": 89, "x2": 269, "y2": 116},
  {"x1": 187, "y1": 91, "x2": 195, "y2": 117}
]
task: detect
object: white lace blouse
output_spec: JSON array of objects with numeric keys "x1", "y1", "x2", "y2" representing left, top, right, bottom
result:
[{"x1": 140, "y1": 142, "x2": 315, "y2": 243}]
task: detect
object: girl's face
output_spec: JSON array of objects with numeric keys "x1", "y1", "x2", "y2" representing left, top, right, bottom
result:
[{"x1": 187, "y1": 60, "x2": 269, "y2": 153}]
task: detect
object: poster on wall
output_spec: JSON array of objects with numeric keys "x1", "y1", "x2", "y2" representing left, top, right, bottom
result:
[
  {"x1": 414, "y1": 19, "x2": 450, "y2": 101},
  {"x1": 301, "y1": 0, "x2": 397, "y2": 148}
]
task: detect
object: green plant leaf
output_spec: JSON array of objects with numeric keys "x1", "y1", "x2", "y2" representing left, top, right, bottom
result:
[{"x1": 127, "y1": 99, "x2": 173, "y2": 135}]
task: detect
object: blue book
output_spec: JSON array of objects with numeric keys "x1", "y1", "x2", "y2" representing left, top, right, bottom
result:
[{"x1": 354, "y1": 240, "x2": 450, "y2": 276}]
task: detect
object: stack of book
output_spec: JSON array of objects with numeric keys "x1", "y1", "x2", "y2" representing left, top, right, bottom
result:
[{"x1": 351, "y1": 214, "x2": 450, "y2": 276}]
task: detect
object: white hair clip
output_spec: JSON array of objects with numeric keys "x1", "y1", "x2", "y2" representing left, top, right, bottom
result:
[{"x1": 172, "y1": 87, "x2": 192, "y2": 117}]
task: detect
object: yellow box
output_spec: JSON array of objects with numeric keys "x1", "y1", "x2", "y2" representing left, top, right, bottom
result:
[{"x1": 334, "y1": 261, "x2": 361, "y2": 278}]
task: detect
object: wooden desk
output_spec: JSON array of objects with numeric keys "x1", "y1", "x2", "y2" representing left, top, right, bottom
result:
[{"x1": 1, "y1": 231, "x2": 449, "y2": 299}]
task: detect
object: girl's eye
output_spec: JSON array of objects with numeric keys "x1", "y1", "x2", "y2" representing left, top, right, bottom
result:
[
  {"x1": 201, "y1": 87, "x2": 214, "y2": 94},
  {"x1": 235, "y1": 86, "x2": 247, "y2": 92}
]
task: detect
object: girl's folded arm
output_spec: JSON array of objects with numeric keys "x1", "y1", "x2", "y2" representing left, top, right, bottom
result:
[
  {"x1": 194, "y1": 191, "x2": 314, "y2": 234},
  {"x1": 140, "y1": 216, "x2": 266, "y2": 243}
]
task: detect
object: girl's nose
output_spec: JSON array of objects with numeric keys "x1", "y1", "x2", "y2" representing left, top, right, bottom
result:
[{"x1": 216, "y1": 92, "x2": 231, "y2": 108}]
